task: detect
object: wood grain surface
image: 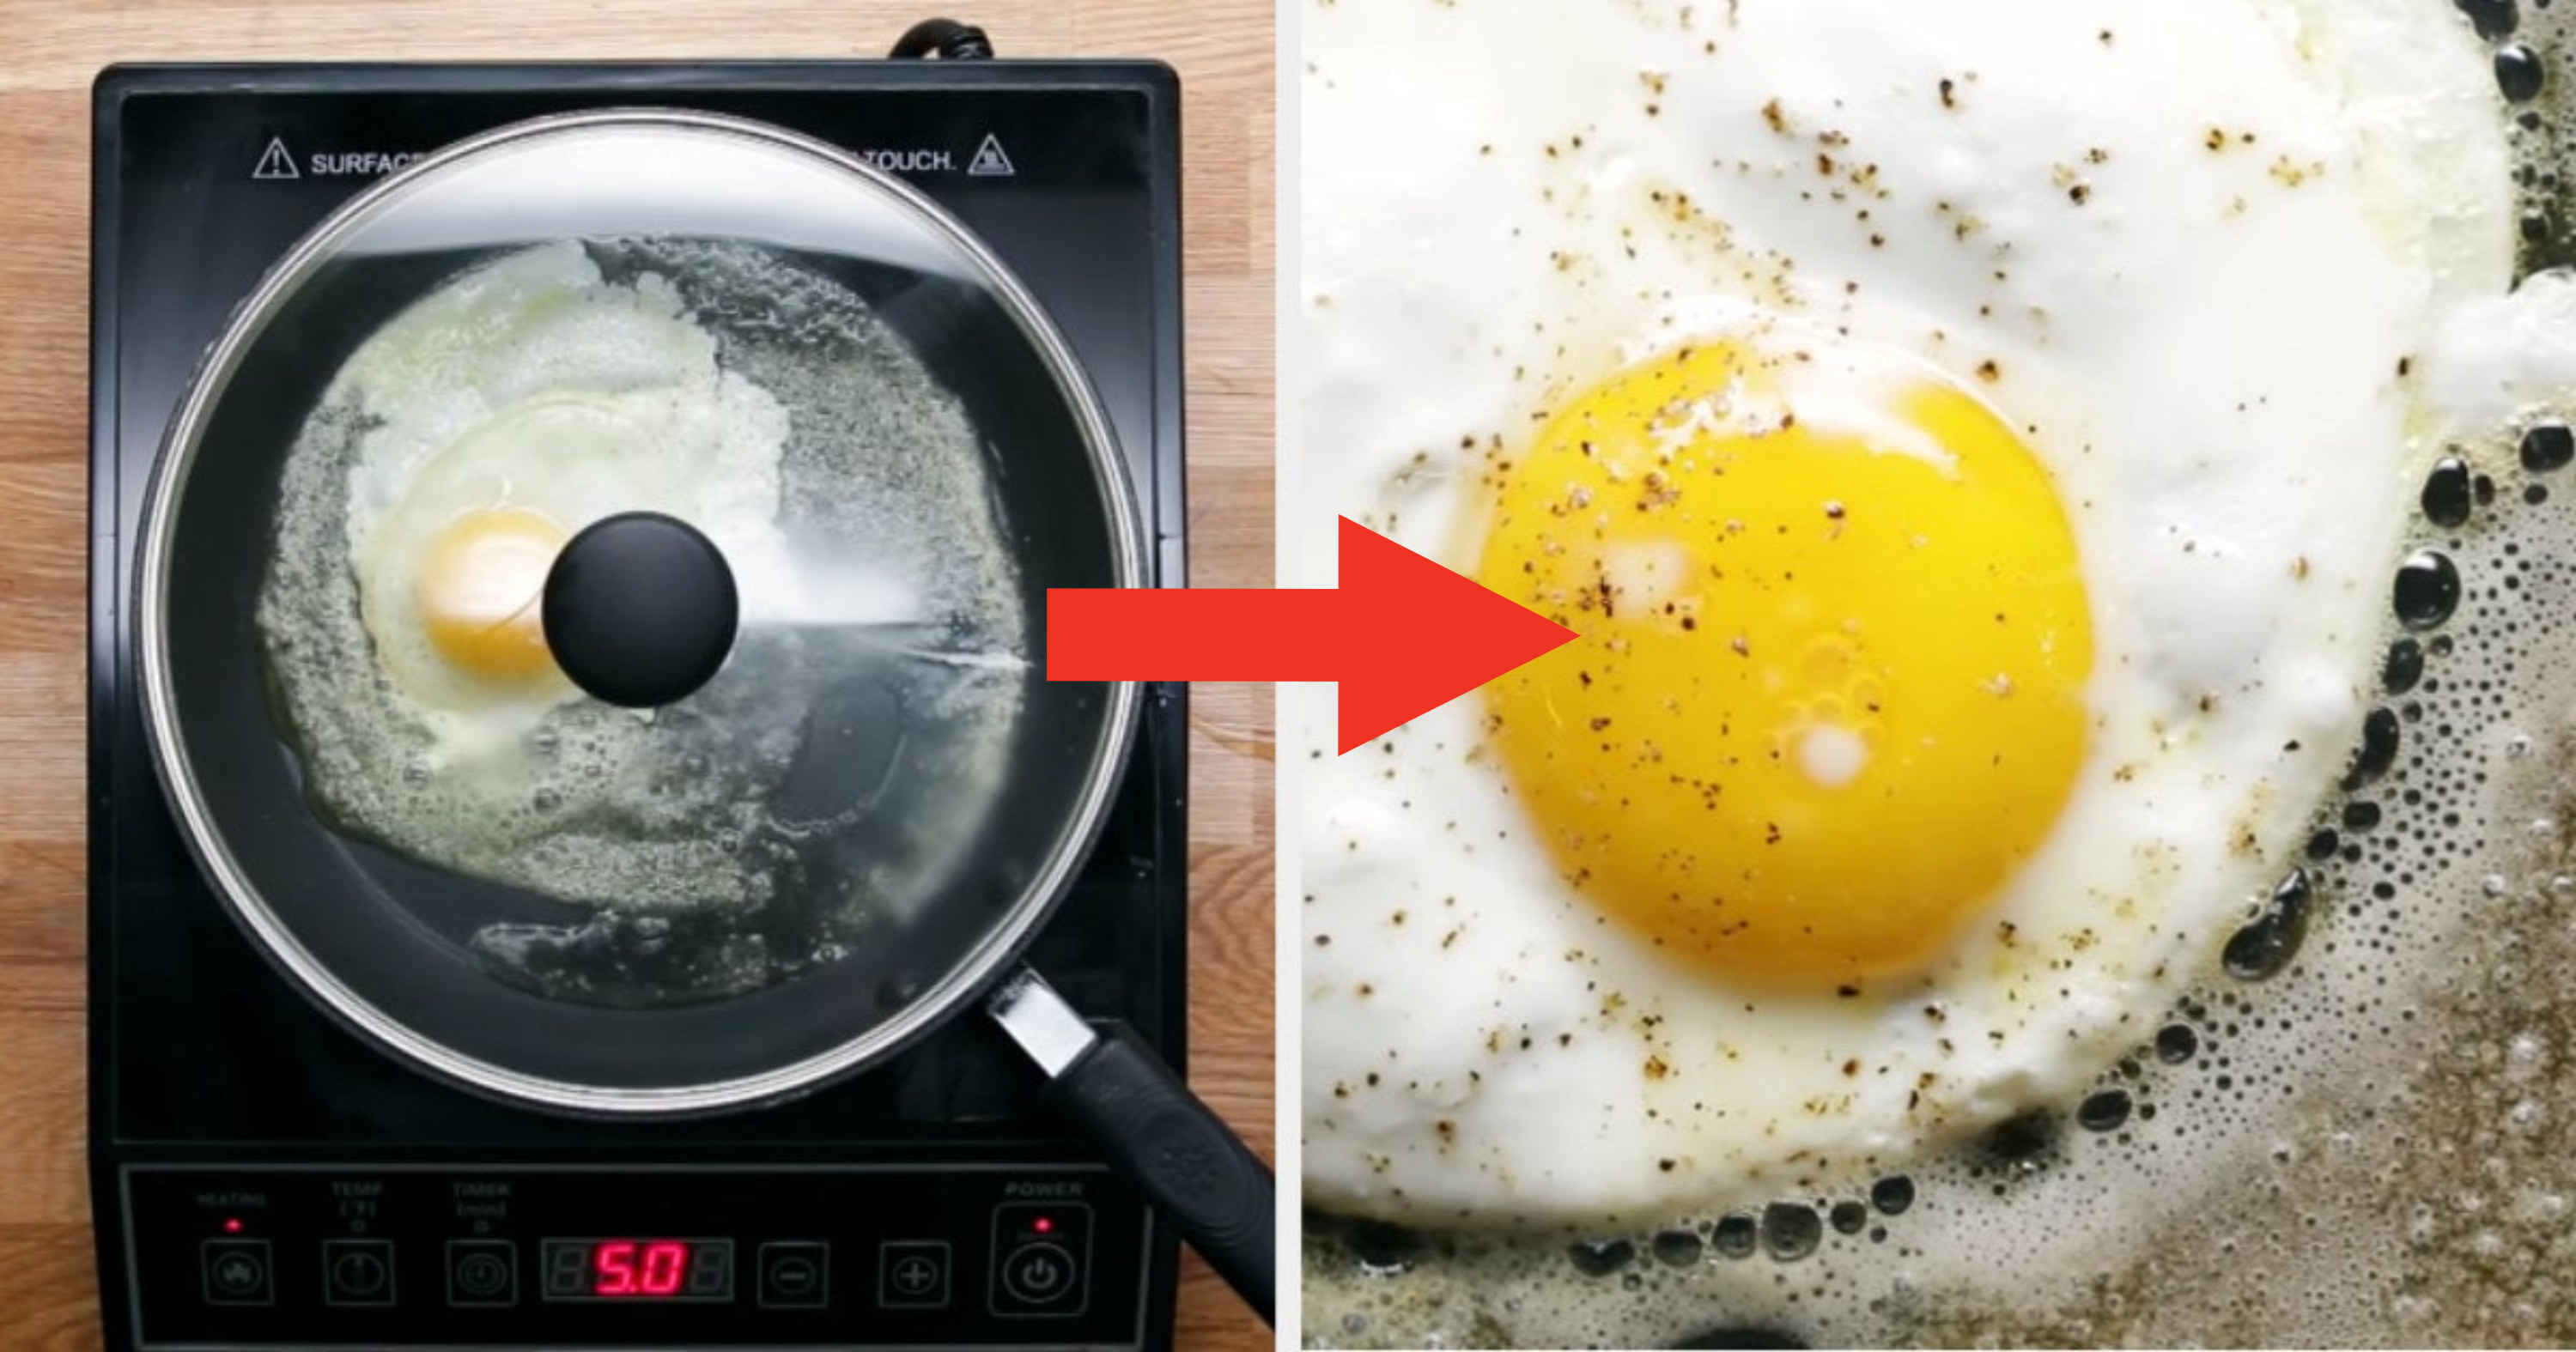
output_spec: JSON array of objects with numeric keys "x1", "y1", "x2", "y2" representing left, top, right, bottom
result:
[{"x1": 0, "y1": 3, "x2": 1276, "y2": 1348}]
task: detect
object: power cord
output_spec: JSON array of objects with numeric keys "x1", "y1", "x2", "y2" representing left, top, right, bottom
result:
[{"x1": 890, "y1": 18, "x2": 995, "y2": 59}]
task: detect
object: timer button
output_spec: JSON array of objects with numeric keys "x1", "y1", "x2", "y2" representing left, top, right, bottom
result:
[
  {"x1": 757, "y1": 1241, "x2": 830, "y2": 1310},
  {"x1": 877, "y1": 1240, "x2": 951, "y2": 1310},
  {"x1": 201, "y1": 1238, "x2": 274, "y2": 1307},
  {"x1": 323, "y1": 1239, "x2": 395, "y2": 1307},
  {"x1": 447, "y1": 1239, "x2": 519, "y2": 1307}
]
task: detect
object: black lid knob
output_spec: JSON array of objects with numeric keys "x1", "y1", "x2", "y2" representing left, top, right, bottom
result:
[{"x1": 542, "y1": 512, "x2": 739, "y2": 708}]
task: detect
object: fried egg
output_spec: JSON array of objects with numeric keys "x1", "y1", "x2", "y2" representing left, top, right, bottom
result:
[
  {"x1": 259, "y1": 234, "x2": 1031, "y2": 988},
  {"x1": 1296, "y1": 0, "x2": 2512, "y2": 1234},
  {"x1": 339, "y1": 242, "x2": 790, "y2": 766}
]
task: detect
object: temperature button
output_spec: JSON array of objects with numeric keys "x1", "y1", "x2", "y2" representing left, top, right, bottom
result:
[
  {"x1": 200, "y1": 1239, "x2": 273, "y2": 1307},
  {"x1": 322, "y1": 1239, "x2": 395, "y2": 1307},
  {"x1": 989, "y1": 1203, "x2": 1091, "y2": 1318}
]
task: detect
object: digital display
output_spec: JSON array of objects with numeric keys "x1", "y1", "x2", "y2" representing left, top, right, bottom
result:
[{"x1": 539, "y1": 1238, "x2": 733, "y2": 1302}]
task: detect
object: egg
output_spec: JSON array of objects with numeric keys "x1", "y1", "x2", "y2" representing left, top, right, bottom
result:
[
  {"x1": 408, "y1": 505, "x2": 565, "y2": 683},
  {"x1": 258, "y1": 234, "x2": 1031, "y2": 955},
  {"x1": 337, "y1": 244, "x2": 790, "y2": 766},
  {"x1": 1295, "y1": 0, "x2": 2512, "y2": 1233},
  {"x1": 1479, "y1": 329, "x2": 2096, "y2": 984}
]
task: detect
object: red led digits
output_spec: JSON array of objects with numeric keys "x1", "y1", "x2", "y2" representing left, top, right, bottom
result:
[
  {"x1": 590, "y1": 1240, "x2": 696, "y2": 1296},
  {"x1": 640, "y1": 1242, "x2": 688, "y2": 1295},
  {"x1": 593, "y1": 1240, "x2": 640, "y2": 1295}
]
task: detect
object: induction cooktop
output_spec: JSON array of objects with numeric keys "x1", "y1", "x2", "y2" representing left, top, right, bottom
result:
[{"x1": 87, "y1": 50, "x2": 1189, "y2": 1352}]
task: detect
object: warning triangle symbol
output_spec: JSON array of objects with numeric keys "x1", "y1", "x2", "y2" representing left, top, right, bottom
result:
[
  {"x1": 967, "y1": 133, "x2": 1015, "y2": 178},
  {"x1": 252, "y1": 136, "x2": 300, "y2": 181}
]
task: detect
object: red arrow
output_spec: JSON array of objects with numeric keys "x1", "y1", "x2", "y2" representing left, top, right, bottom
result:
[{"x1": 1048, "y1": 516, "x2": 1579, "y2": 754}]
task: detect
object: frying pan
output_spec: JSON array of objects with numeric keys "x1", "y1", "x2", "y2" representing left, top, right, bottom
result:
[{"x1": 133, "y1": 110, "x2": 1273, "y2": 1323}]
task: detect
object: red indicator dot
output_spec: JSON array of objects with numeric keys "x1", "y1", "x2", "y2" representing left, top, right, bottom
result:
[
  {"x1": 1034, "y1": 1217, "x2": 1054, "y2": 1234},
  {"x1": 222, "y1": 1218, "x2": 243, "y2": 1234}
]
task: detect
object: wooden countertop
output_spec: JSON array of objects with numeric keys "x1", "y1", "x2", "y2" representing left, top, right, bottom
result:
[{"x1": 0, "y1": 3, "x2": 1275, "y2": 1347}]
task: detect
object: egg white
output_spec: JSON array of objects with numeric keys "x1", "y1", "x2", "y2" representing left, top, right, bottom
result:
[
  {"x1": 1297, "y1": 0, "x2": 2511, "y2": 1228},
  {"x1": 342, "y1": 242, "x2": 790, "y2": 765}
]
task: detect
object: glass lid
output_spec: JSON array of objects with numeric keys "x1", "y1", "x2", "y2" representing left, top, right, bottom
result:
[{"x1": 137, "y1": 110, "x2": 1142, "y2": 1107}]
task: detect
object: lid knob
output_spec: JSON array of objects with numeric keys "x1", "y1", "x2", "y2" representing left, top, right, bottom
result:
[{"x1": 542, "y1": 512, "x2": 739, "y2": 707}]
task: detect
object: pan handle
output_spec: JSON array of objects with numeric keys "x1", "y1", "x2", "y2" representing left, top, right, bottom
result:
[{"x1": 986, "y1": 968, "x2": 1276, "y2": 1325}]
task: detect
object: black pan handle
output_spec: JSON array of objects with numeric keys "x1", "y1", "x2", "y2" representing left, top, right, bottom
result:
[
  {"x1": 1050, "y1": 1028, "x2": 1276, "y2": 1323},
  {"x1": 984, "y1": 968, "x2": 1275, "y2": 1325}
]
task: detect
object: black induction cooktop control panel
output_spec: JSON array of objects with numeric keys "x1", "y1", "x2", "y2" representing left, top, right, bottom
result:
[{"x1": 124, "y1": 1165, "x2": 1147, "y2": 1347}]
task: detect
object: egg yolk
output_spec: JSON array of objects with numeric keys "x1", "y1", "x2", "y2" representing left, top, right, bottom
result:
[
  {"x1": 414, "y1": 506, "x2": 568, "y2": 682},
  {"x1": 1476, "y1": 340, "x2": 2094, "y2": 983}
]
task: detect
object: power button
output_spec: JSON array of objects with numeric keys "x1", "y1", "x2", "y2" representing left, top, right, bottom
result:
[
  {"x1": 1001, "y1": 1242, "x2": 1078, "y2": 1303},
  {"x1": 988, "y1": 1202, "x2": 1091, "y2": 1318}
]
